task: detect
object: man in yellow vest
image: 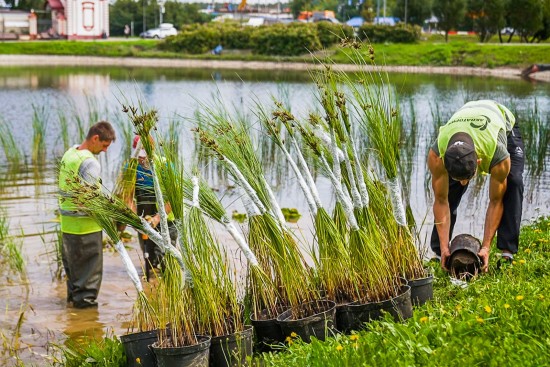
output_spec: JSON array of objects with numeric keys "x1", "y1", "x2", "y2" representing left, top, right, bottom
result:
[
  {"x1": 428, "y1": 100, "x2": 524, "y2": 272},
  {"x1": 58, "y1": 122, "x2": 116, "y2": 308}
]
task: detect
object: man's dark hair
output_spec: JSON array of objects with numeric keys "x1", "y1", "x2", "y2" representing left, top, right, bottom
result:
[
  {"x1": 87, "y1": 121, "x2": 116, "y2": 142},
  {"x1": 443, "y1": 132, "x2": 478, "y2": 180}
]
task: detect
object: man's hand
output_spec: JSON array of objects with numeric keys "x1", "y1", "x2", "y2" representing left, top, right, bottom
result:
[
  {"x1": 478, "y1": 247, "x2": 490, "y2": 272},
  {"x1": 441, "y1": 246, "x2": 451, "y2": 271}
]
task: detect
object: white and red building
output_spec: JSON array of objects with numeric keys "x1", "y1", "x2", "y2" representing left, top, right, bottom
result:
[{"x1": 45, "y1": 0, "x2": 109, "y2": 39}]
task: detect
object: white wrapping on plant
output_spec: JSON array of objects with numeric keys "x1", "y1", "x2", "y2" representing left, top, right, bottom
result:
[
  {"x1": 312, "y1": 125, "x2": 344, "y2": 163},
  {"x1": 192, "y1": 176, "x2": 200, "y2": 208},
  {"x1": 113, "y1": 241, "x2": 143, "y2": 292},
  {"x1": 387, "y1": 176, "x2": 407, "y2": 226},
  {"x1": 223, "y1": 220, "x2": 260, "y2": 267}
]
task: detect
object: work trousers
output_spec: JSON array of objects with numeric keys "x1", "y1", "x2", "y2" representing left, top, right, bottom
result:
[
  {"x1": 431, "y1": 125, "x2": 524, "y2": 255},
  {"x1": 62, "y1": 231, "x2": 103, "y2": 304}
]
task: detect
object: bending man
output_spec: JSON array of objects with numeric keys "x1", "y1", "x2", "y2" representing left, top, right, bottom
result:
[{"x1": 428, "y1": 100, "x2": 524, "y2": 271}]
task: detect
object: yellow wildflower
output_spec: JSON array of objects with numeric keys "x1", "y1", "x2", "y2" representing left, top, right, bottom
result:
[
  {"x1": 285, "y1": 336, "x2": 292, "y2": 343},
  {"x1": 136, "y1": 357, "x2": 141, "y2": 365},
  {"x1": 455, "y1": 304, "x2": 462, "y2": 311},
  {"x1": 519, "y1": 259, "x2": 526, "y2": 264},
  {"x1": 476, "y1": 317, "x2": 484, "y2": 323},
  {"x1": 420, "y1": 316, "x2": 429, "y2": 323},
  {"x1": 538, "y1": 294, "x2": 545, "y2": 300},
  {"x1": 336, "y1": 344, "x2": 344, "y2": 351},
  {"x1": 512, "y1": 261, "x2": 517, "y2": 265},
  {"x1": 504, "y1": 304, "x2": 510, "y2": 309},
  {"x1": 290, "y1": 332, "x2": 298, "y2": 338},
  {"x1": 524, "y1": 248, "x2": 531, "y2": 254},
  {"x1": 516, "y1": 295, "x2": 524, "y2": 301},
  {"x1": 350, "y1": 334, "x2": 359, "y2": 341},
  {"x1": 484, "y1": 306, "x2": 492, "y2": 313}
]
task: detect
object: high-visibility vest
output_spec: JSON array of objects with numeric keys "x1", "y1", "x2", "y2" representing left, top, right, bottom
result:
[
  {"x1": 438, "y1": 100, "x2": 511, "y2": 174},
  {"x1": 58, "y1": 147, "x2": 102, "y2": 234}
]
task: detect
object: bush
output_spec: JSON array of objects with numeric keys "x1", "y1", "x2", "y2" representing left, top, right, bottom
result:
[
  {"x1": 358, "y1": 23, "x2": 421, "y2": 43},
  {"x1": 250, "y1": 23, "x2": 322, "y2": 56},
  {"x1": 160, "y1": 24, "x2": 221, "y2": 54},
  {"x1": 210, "y1": 21, "x2": 255, "y2": 50},
  {"x1": 315, "y1": 22, "x2": 355, "y2": 48}
]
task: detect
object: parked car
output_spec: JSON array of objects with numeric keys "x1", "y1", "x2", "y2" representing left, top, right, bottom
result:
[{"x1": 139, "y1": 23, "x2": 177, "y2": 39}]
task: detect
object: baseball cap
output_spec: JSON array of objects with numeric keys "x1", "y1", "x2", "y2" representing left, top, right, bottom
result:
[
  {"x1": 132, "y1": 135, "x2": 140, "y2": 149},
  {"x1": 443, "y1": 132, "x2": 478, "y2": 181}
]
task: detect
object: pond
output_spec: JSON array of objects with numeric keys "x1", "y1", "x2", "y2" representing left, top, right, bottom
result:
[{"x1": 0, "y1": 66, "x2": 549, "y2": 366}]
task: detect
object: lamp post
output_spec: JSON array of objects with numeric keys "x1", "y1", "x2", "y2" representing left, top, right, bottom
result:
[
  {"x1": 142, "y1": 0, "x2": 146, "y2": 34},
  {"x1": 158, "y1": 0, "x2": 165, "y2": 25}
]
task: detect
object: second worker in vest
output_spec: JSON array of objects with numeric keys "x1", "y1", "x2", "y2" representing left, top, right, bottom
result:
[
  {"x1": 428, "y1": 100, "x2": 524, "y2": 272},
  {"x1": 133, "y1": 136, "x2": 177, "y2": 280}
]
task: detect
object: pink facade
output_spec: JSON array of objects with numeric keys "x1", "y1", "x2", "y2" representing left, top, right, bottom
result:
[{"x1": 46, "y1": 0, "x2": 109, "y2": 39}]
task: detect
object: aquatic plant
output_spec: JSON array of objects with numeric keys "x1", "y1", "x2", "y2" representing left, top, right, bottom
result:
[
  {"x1": 0, "y1": 118, "x2": 24, "y2": 168},
  {"x1": 31, "y1": 103, "x2": 48, "y2": 165}
]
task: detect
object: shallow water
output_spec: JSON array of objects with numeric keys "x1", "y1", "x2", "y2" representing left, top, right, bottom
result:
[{"x1": 0, "y1": 66, "x2": 549, "y2": 366}]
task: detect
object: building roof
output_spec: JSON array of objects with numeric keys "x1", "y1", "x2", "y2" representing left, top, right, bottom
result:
[{"x1": 46, "y1": 0, "x2": 64, "y2": 11}]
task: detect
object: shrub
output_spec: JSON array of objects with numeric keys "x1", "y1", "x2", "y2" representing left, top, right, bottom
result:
[
  {"x1": 250, "y1": 23, "x2": 322, "y2": 56},
  {"x1": 358, "y1": 23, "x2": 420, "y2": 43},
  {"x1": 160, "y1": 25, "x2": 221, "y2": 54},
  {"x1": 315, "y1": 22, "x2": 355, "y2": 48},
  {"x1": 211, "y1": 21, "x2": 255, "y2": 50}
]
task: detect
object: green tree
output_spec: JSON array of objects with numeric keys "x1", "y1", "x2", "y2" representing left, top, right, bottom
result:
[
  {"x1": 432, "y1": 0, "x2": 467, "y2": 41},
  {"x1": 467, "y1": 0, "x2": 505, "y2": 42},
  {"x1": 163, "y1": 2, "x2": 210, "y2": 27},
  {"x1": 109, "y1": 0, "x2": 209, "y2": 37},
  {"x1": 531, "y1": 0, "x2": 550, "y2": 42},
  {"x1": 361, "y1": 0, "x2": 376, "y2": 22},
  {"x1": 506, "y1": 0, "x2": 544, "y2": 42},
  {"x1": 290, "y1": 0, "x2": 314, "y2": 19},
  {"x1": 393, "y1": 0, "x2": 432, "y2": 26}
]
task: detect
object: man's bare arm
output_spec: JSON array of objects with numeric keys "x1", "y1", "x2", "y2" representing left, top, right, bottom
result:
[
  {"x1": 428, "y1": 149, "x2": 451, "y2": 269},
  {"x1": 479, "y1": 158, "x2": 510, "y2": 270}
]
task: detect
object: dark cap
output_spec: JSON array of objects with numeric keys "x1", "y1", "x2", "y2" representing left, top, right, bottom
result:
[{"x1": 443, "y1": 132, "x2": 478, "y2": 180}]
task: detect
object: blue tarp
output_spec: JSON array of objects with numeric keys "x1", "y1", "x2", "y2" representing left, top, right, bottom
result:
[{"x1": 346, "y1": 16, "x2": 364, "y2": 27}]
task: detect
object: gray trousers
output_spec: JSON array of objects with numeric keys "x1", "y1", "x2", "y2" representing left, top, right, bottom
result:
[{"x1": 62, "y1": 231, "x2": 103, "y2": 304}]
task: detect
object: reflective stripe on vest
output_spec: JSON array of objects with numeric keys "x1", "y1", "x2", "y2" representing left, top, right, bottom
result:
[
  {"x1": 58, "y1": 147, "x2": 102, "y2": 234},
  {"x1": 438, "y1": 101, "x2": 507, "y2": 174}
]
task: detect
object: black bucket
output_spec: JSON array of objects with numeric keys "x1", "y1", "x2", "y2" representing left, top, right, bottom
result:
[
  {"x1": 209, "y1": 325, "x2": 253, "y2": 367},
  {"x1": 408, "y1": 271, "x2": 434, "y2": 307},
  {"x1": 336, "y1": 286, "x2": 412, "y2": 333},
  {"x1": 250, "y1": 309, "x2": 285, "y2": 352},
  {"x1": 276, "y1": 300, "x2": 336, "y2": 343},
  {"x1": 151, "y1": 335, "x2": 211, "y2": 367},
  {"x1": 120, "y1": 329, "x2": 158, "y2": 367}
]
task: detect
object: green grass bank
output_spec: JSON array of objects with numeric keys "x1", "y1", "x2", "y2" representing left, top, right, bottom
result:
[
  {"x1": 58, "y1": 217, "x2": 550, "y2": 366},
  {"x1": 1, "y1": 37, "x2": 549, "y2": 68}
]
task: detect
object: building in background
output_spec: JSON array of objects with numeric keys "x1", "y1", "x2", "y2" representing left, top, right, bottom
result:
[{"x1": 45, "y1": 0, "x2": 109, "y2": 39}]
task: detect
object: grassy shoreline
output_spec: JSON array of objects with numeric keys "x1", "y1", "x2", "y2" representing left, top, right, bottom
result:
[
  {"x1": 0, "y1": 38, "x2": 549, "y2": 69},
  {"x1": 57, "y1": 217, "x2": 550, "y2": 366}
]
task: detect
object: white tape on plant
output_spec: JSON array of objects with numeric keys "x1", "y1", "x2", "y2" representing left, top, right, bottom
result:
[{"x1": 387, "y1": 176, "x2": 407, "y2": 226}]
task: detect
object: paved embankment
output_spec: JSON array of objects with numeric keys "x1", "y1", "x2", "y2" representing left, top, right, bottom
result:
[{"x1": 1, "y1": 54, "x2": 549, "y2": 82}]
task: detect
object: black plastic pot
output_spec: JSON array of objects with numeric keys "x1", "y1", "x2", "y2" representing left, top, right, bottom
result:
[
  {"x1": 120, "y1": 329, "x2": 158, "y2": 367},
  {"x1": 151, "y1": 335, "x2": 211, "y2": 367},
  {"x1": 209, "y1": 325, "x2": 253, "y2": 367},
  {"x1": 336, "y1": 285, "x2": 413, "y2": 333},
  {"x1": 250, "y1": 309, "x2": 285, "y2": 352},
  {"x1": 408, "y1": 270, "x2": 434, "y2": 307},
  {"x1": 276, "y1": 300, "x2": 336, "y2": 343}
]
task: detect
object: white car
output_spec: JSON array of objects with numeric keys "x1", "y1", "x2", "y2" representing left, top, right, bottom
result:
[{"x1": 140, "y1": 23, "x2": 177, "y2": 39}]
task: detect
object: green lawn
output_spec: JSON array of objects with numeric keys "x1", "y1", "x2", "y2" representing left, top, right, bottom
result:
[
  {"x1": 257, "y1": 217, "x2": 550, "y2": 366},
  {"x1": 1, "y1": 35, "x2": 549, "y2": 68}
]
